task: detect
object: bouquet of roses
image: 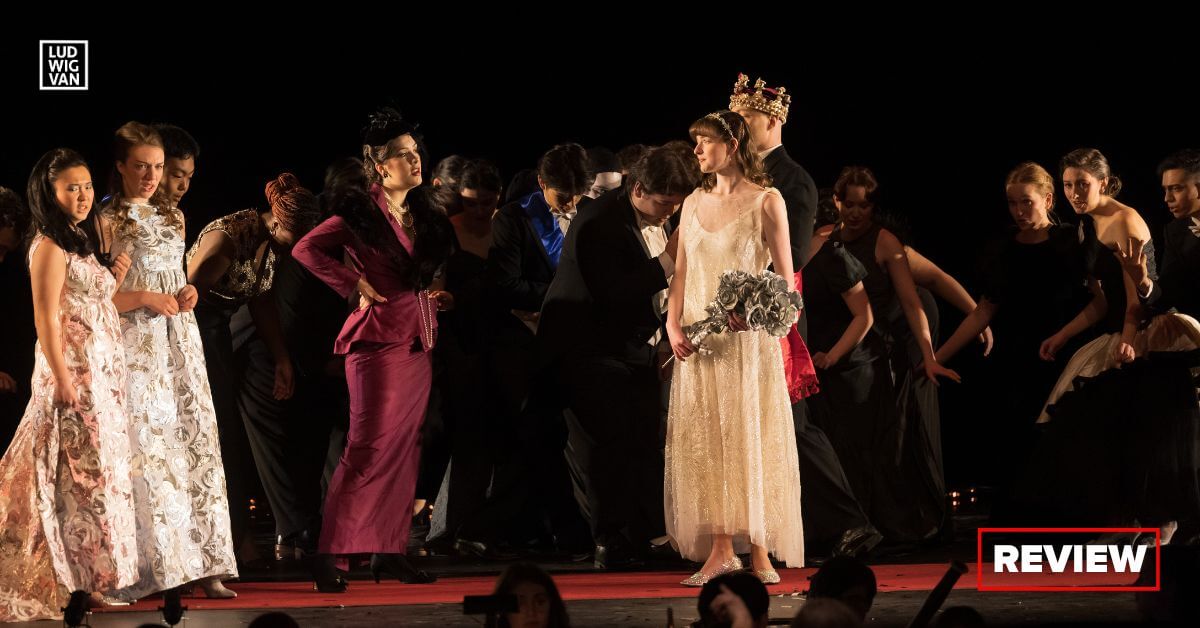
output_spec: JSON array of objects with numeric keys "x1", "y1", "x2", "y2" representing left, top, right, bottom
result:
[{"x1": 669, "y1": 269, "x2": 803, "y2": 362}]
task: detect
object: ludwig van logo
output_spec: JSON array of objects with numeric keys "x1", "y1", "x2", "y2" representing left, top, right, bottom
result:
[
  {"x1": 977, "y1": 528, "x2": 1160, "y2": 592},
  {"x1": 40, "y1": 41, "x2": 88, "y2": 91}
]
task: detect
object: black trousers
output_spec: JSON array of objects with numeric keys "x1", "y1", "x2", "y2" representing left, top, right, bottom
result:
[
  {"x1": 415, "y1": 343, "x2": 451, "y2": 504},
  {"x1": 455, "y1": 332, "x2": 588, "y2": 547},
  {"x1": 792, "y1": 306, "x2": 872, "y2": 554},
  {"x1": 238, "y1": 334, "x2": 348, "y2": 539},
  {"x1": 794, "y1": 398, "x2": 873, "y2": 554},
  {"x1": 562, "y1": 346, "x2": 665, "y2": 549},
  {"x1": 427, "y1": 339, "x2": 494, "y2": 544}
]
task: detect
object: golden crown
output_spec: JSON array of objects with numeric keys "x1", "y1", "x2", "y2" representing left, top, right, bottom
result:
[{"x1": 728, "y1": 73, "x2": 790, "y2": 123}]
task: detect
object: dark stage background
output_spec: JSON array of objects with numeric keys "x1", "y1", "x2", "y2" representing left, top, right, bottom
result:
[{"x1": 1, "y1": 31, "x2": 1195, "y2": 487}]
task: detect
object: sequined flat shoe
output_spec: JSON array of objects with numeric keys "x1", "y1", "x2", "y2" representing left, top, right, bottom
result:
[
  {"x1": 680, "y1": 555, "x2": 743, "y2": 587},
  {"x1": 755, "y1": 569, "x2": 780, "y2": 584}
]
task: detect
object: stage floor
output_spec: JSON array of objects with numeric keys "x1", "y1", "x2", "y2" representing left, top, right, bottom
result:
[
  {"x1": 19, "y1": 512, "x2": 1159, "y2": 626},
  {"x1": 26, "y1": 561, "x2": 1148, "y2": 627}
]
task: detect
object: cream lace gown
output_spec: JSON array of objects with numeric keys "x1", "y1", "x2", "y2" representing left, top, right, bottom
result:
[
  {"x1": 665, "y1": 186, "x2": 805, "y2": 567},
  {"x1": 105, "y1": 202, "x2": 237, "y2": 599}
]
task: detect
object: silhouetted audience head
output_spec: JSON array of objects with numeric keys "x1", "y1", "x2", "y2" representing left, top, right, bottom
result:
[
  {"x1": 248, "y1": 612, "x2": 301, "y2": 628},
  {"x1": 1135, "y1": 544, "x2": 1200, "y2": 622},
  {"x1": 930, "y1": 605, "x2": 985, "y2": 628},
  {"x1": 493, "y1": 562, "x2": 570, "y2": 628},
  {"x1": 807, "y1": 556, "x2": 876, "y2": 622},
  {"x1": 696, "y1": 571, "x2": 770, "y2": 627},
  {"x1": 789, "y1": 598, "x2": 860, "y2": 627}
]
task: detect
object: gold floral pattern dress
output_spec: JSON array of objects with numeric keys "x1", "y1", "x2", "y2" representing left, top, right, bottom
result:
[
  {"x1": 0, "y1": 235, "x2": 138, "y2": 621},
  {"x1": 105, "y1": 202, "x2": 237, "y2": 599}
]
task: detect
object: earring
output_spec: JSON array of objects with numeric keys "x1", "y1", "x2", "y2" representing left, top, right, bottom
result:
[{"x1": 382, "y1": 171, "x2": 390, "y2": 179}]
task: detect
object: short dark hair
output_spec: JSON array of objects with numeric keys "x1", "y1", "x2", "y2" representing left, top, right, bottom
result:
[
  {"x1": 0, "y1": 186, "x2": 29, "y2": 232},
  {"x1": 537, "y1": 143, "x2": 592, "y2": 196},
  {"x1": 587, "y1": 146, "x2": 620, "y2": 174},
  {"x1": 1157, "y1": 148, "x2": 1200, "y2": 179},
  {"x1": 626, "y1": 145, "x2": 700, "y2": 197},
  {"x1": 617, "y1": 144, "x2": 649, "y2": 172},
  {"x1": 460, "y1": 159, "x2": 503, "y2": 193},
  {"x1": 153, "y1": 124, "x2": 200, "y2": 161}
]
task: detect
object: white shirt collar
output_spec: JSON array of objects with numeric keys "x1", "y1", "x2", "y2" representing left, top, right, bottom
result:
[{"x1": 758, "y1": 144, "x2": 784, "y2": 159}]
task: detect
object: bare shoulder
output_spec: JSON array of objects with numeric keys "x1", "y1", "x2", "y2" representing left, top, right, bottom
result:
[
  {"x1": 760, "y1": 187, "x2": 787, "y2": 215},
  {"x1": 1115, "y1": 204, "x2": 1151, "y2": 241},
  {"x1": 30, "y1": 235, "x2": 66, "y2": 267}
]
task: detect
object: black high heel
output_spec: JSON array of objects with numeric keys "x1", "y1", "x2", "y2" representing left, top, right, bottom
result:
[
  {"x1": 370, "y1": 553, "x2": 436, "y2": 584},
  {"x1": 311, "y1": 554, "x2": 348, "y2": 593}
]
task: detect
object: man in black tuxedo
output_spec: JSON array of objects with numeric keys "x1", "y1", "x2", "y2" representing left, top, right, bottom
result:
[
  {"x1": 1121, "y1": 149, "x2": 1200, "y2": 546},
  {"x1": 728, "y1": 73, "x2": 817, "y2": 269},
  {"x1": 539, "y1": 146, "x2": 697, "y2": 568},
  {"x1": 1130, "y1": 149, "x2": 1200, "y2": 320},
  {"x1": 730, "y1": 73, "x2": 882, "y2": 559},
  {"x1": 486, "y1": 143, "x2": 591, "y2": 409}
]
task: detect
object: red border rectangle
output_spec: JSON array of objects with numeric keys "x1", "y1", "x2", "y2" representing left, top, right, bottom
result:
[{"x1": 977, "y1": 527, "x2": 1160, "y2": 592}]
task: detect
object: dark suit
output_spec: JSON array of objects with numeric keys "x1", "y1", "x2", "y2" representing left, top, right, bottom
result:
[
  {"x1": 485, "y1": 192, "x2": 561, "y2": 412},
  {"x1": 766, "y1": 146, "x2": 873, "y2": 553},
  {"x1": 763, "y1": 146, "x2": 817, "y2": 269},
  {"x1": 232, "y1": 255, "x2": 349, "y2": 542},
  {"x1": 539, "y1": 189, "x2": 670, "y2": 549},
  {"x1": 457, "y1": 191, "x2": 589, "y2": 548},
  {"x1": 1144, "y1": 215, "x2": 1200, "y2": 319}
]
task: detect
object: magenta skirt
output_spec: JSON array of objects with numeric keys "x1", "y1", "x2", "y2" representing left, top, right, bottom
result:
[{"x1": 319, "y1": 340, "x2": 431, "y2": 554}]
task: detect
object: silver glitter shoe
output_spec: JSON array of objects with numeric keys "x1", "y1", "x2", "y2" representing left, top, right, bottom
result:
[
  {"x1": 755, "y1": 569, "x2": 781, "y2": 584},
  {"x1": 680, "y1": 555, "x2": 743, "y2": 587}
]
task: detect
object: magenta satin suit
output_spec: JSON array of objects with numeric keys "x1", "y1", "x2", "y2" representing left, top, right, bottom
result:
[{"x1": 292, "y1": 184, "x2": 437, "y2": 555}]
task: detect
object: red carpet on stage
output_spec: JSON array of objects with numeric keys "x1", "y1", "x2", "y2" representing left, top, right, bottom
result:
[{"x1": 96, "y1": 564, "x2": 974, "y2": 613}]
